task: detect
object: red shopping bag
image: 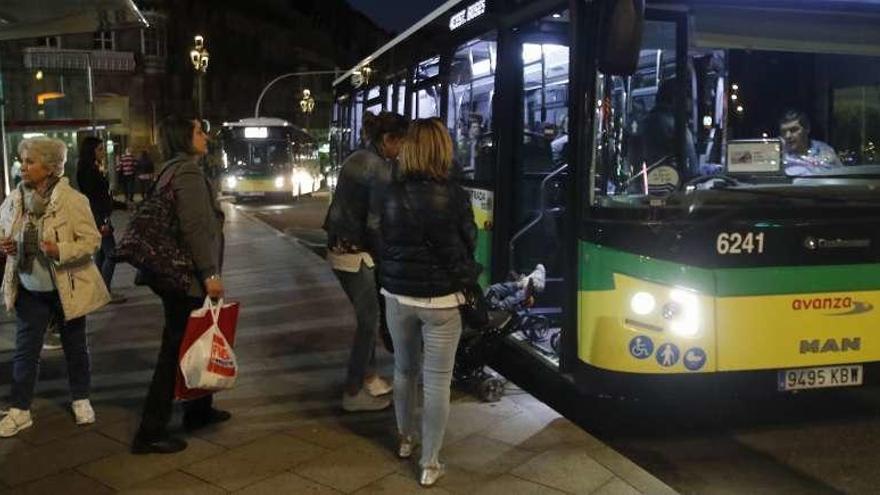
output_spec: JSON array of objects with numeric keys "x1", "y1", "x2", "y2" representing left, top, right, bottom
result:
[{"x1": 175, "y1": 297, "x2": 240, "y2": 400}]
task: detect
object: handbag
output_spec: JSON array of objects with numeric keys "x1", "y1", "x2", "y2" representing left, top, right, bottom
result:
[
  {"x1": 114, "y1": 162, "x2": 194, "y2": 293},
  {"x1": 176, "y1": 297, "x2": 240, "y2": 399},
  {"x1": 459, "y1": 281, "x2": 490, "y2": 329}
]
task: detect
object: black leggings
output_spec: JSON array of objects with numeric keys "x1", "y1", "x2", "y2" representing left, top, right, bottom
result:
[{"x1": 136, "y1": 292, "x2": 212, "y2": 440}]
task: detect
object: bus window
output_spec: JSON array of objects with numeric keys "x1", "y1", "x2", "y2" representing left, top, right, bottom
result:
[
  {"x1": 352, "y1": 91, "x2": 365, "y2": 149},
  {"x1": 523, "y1": 42, "x2": 570, "y2": 173},
  {"x1": 397, "y1": 79, "x2": 406, "y2": 115},
  {"x1": 366, "y1": 103, "x2": 382, "y2": 115},
  {"x1": 384, "y1": 84, "x2": 394, "y2": 111},
  {"x1": 412, "y1": 87, "x2": 441, "y2": 119},
  {"x1": 592, "y1": 19, "x2": 681, "y2": 205},
  {"x1": 448, "y1": 32, "x2": 497, "y2": 181},
  {"x1": 414, "y1": 56, "x2": 440, "y2": 83}
]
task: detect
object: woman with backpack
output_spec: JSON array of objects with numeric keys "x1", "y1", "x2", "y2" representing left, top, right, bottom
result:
[{"x1": 131, "y1": 115, "x2": 228, "y2": 455}]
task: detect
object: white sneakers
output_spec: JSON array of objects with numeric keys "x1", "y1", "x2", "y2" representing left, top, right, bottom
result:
[
  {"x1": 72, "y1": 399, "x2": 96, "y2": 425},
  {"x1": 365, "y1": 375, "x2": 392, "y2": 397},
  {"x1": 0, "y1": 408, "x2": 33, "y2": 438},
  {"x1": 398, "y1": 435, "x2": 416, "y2": 459},
  {"x1": 420, "y1": 463, "x2": 446, "y2": 487},
  {"x1": 521, "y1": 264, "x2": 546, "y2": 292},
  {"x1": 342, "y1": 388, "x2": 391, "y2": 412},
  {"x1": 0, "y1": 400, "x2": 95, "y2": 438}
]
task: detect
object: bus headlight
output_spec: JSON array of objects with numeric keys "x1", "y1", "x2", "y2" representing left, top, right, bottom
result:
[
  {"x1": 630, "y1": 292, "x2": 656, "y2": 315},
  {"x1": 224, "y1": 176, "x2": 238, "y2": 189},
  {"x1": 665, "y1": 289, "x2": 700, "y2": 338},
  {"x1": 274, "y1": 176, "x2": 286, "y2": 189},
  {"x1": 292, "y1": 170, "x2": 312, "y2": 190}
]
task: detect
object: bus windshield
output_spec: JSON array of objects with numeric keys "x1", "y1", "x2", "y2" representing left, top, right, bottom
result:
[
  {"x1": 593, "y1": 8, "x2": 880, "y2": 208},
  {"x1": 224, "y1": 139, "x2": 291, "y2": 175}
]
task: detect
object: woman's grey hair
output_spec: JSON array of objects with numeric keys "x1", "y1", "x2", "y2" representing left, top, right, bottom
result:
[{"x1": 18, "y1": 137, "x2": 68, "y2": 176}]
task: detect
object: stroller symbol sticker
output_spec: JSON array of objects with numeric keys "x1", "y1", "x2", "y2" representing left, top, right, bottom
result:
[
  {"x1": 656, "y1": 343, "x2": 680, "y2": 367},
  {"x1": 629, "y1": 336, "x2": 654, "y2": 360},
  {"x1": 683, "y1": 348, "x2": 707, "y2": 371}
]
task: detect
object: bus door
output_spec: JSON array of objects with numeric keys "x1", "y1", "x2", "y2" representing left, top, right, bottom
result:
[
  {"x1": 447, "y1": 31, "x2": 499, "y2": 287},
  {"x1": 507, "y1": 9, "x2": 572, "y2": 362}
]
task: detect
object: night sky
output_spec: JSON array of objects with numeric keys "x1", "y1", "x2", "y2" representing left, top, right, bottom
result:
[{"x1": 347, "y1": 0, "x2": 448, "y2": 33}]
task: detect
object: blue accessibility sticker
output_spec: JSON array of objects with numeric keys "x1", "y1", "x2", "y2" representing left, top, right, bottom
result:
[
  {"x1": 683, "y1": 348, "x2": 707, "y2": 371},
  {"x1": 656, "y1": 343, "x2": 680, "y2": 367},
  {"x1": 628, "y1": 336, "x2": 654, "y2": 360}
]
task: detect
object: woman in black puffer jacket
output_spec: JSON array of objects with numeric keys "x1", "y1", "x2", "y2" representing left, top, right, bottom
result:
[{"x1": 379, "y1": 118, "x2": 479, "y2": 487}]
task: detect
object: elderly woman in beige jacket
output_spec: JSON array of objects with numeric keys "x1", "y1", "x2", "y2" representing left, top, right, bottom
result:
[{"x1": 0, "y1": 137, "x2": 110, "y2": 438}]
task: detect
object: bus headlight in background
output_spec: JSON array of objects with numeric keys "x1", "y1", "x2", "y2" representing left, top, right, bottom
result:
[
  {"x1": 224, "y1": 176, "x2": 238, "y2": 189},
  {"x1": 665, "y1": 289, "x2": 700, "y2": 338},
  {"x1": 274, "y1": 176, "x2": 286, "y2": 189},
  {"x1": 292, "y1": 170, "x2": 312, "y2": 192},
  {"x1": 630, "y1": 292, "x2": 656, "y2": 315}
]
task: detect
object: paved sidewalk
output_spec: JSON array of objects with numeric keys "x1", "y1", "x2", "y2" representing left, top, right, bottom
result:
[{"x1": 0, "y1": 203, "x2": 678, "y2": 494}]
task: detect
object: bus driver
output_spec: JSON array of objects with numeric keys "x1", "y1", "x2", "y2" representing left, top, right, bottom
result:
[{"x1": 779, "y1": 109, "x2": 842, "y2": 175}]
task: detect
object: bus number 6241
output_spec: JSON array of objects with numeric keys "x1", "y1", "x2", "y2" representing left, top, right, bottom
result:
[{"x1": 716, "y1": 232, "x2": 765, "y2": 255}]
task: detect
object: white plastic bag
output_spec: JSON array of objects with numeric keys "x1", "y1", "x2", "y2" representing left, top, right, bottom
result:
[{"x1": 179, "y1": 298, "x2": 238, "y2": 391}]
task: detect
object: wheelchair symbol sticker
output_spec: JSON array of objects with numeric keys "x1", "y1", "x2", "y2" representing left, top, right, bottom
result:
[
  {"x1": 656, "y1": 343, "x2": 680, "y2": 367},
  {"x1": 629, "y1": 336, "x2": 654, "y2": 360},
  {"x1": 683, "y1": 348, "x2": 707, "y2": 371}
]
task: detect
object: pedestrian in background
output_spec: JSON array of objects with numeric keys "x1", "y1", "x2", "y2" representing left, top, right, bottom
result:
[
  {"x1": 379, "y1": 118, "x2": 479, "y2": 487},
  {"x1": 323, "y1": 111, "x2": 408, "y2": 412},
  {"x1": 76, "y1": 137, "x2": 125, "y2": 304},
  {"x1": 0, "y1": 137, "x2": 110, "y2": 437},
  {"x1": 136, "y1": 150, "x2": 155, "y2": 201},
  {"x1": 132, "y1": 116, "x2": 228, "y2": 455},
  {"x1": 116, "y1": 147, "x2": 138, "y2": 204}
]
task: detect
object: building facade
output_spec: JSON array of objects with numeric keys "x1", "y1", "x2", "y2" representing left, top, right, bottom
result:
[{"x1": 0, "y1": 0, "x2": 387, "y2": 180}]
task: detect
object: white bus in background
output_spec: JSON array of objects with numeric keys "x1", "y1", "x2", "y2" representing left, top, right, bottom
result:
[{"x1": 220, "y1": 117, "x2": 321, "y2": 201}]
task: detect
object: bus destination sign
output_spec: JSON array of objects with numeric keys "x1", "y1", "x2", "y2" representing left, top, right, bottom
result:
[{"x1": 449, "y1": 0, "x2": 486, "y2": 31}]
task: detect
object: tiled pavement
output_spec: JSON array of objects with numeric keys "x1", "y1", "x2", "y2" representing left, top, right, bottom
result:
[{"x1": 0, "y1": 203, "x2": 678, "y2": 494}]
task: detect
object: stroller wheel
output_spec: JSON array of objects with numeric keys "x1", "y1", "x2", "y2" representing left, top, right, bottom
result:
[{"x1": 478, "y1": 377, "x2": 505, "y2": 403}]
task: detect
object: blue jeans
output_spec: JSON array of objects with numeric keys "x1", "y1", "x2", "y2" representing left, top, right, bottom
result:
[
  {"x1": 11, "y1": 287, "x2": 90, "y2": 409},
  {"x1": 384, "y1": 296, "x2": 462, "y2": 468},
  {"x1": 334, "y1": 264, "x2": 379, "y2": 392},
  {"x1": 95, "y1": 231, "x2": 116, "y2": 291}
]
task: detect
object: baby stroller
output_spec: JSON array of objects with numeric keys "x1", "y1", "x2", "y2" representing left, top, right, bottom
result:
[{"x1": 453, "y1": 265, "x2": 546, "y2": 402}]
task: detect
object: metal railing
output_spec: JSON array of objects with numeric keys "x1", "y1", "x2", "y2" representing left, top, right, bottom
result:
[{"x1": 508, "y1": 162, "x2": 569, "y2": 269}]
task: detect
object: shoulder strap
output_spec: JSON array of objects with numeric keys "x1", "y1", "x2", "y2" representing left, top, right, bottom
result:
[{"x1": 149, "y1": 161, "x2": 183, "y2": 197}]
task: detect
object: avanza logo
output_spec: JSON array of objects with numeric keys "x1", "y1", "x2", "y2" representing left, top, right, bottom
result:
[{"x1": 791, "y1": 296, "x2": 874, "y2": 316}]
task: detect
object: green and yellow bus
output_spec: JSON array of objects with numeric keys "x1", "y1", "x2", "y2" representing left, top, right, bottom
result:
[
  {"x1": 332, "y1": 0, "x2": 880, "y2": 399},
  {"x1": 220, "y1": 117, "x2": 321, "y2": 201}
]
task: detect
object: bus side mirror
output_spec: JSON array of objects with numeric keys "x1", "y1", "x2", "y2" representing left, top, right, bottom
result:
[{"x1": 597, "y1": 0, "x2": 645, "y2": 76}]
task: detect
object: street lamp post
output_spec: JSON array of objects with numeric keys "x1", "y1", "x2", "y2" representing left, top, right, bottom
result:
[
  {"x1": 189, "y1": 35, "x2": 209, "y2": 118},
  {"x1": 253, "y1": 70, "x2": 337, "y2": 119},
  {"x1": 300, "y1": 88, "x2": 315, "y2": 131}
]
